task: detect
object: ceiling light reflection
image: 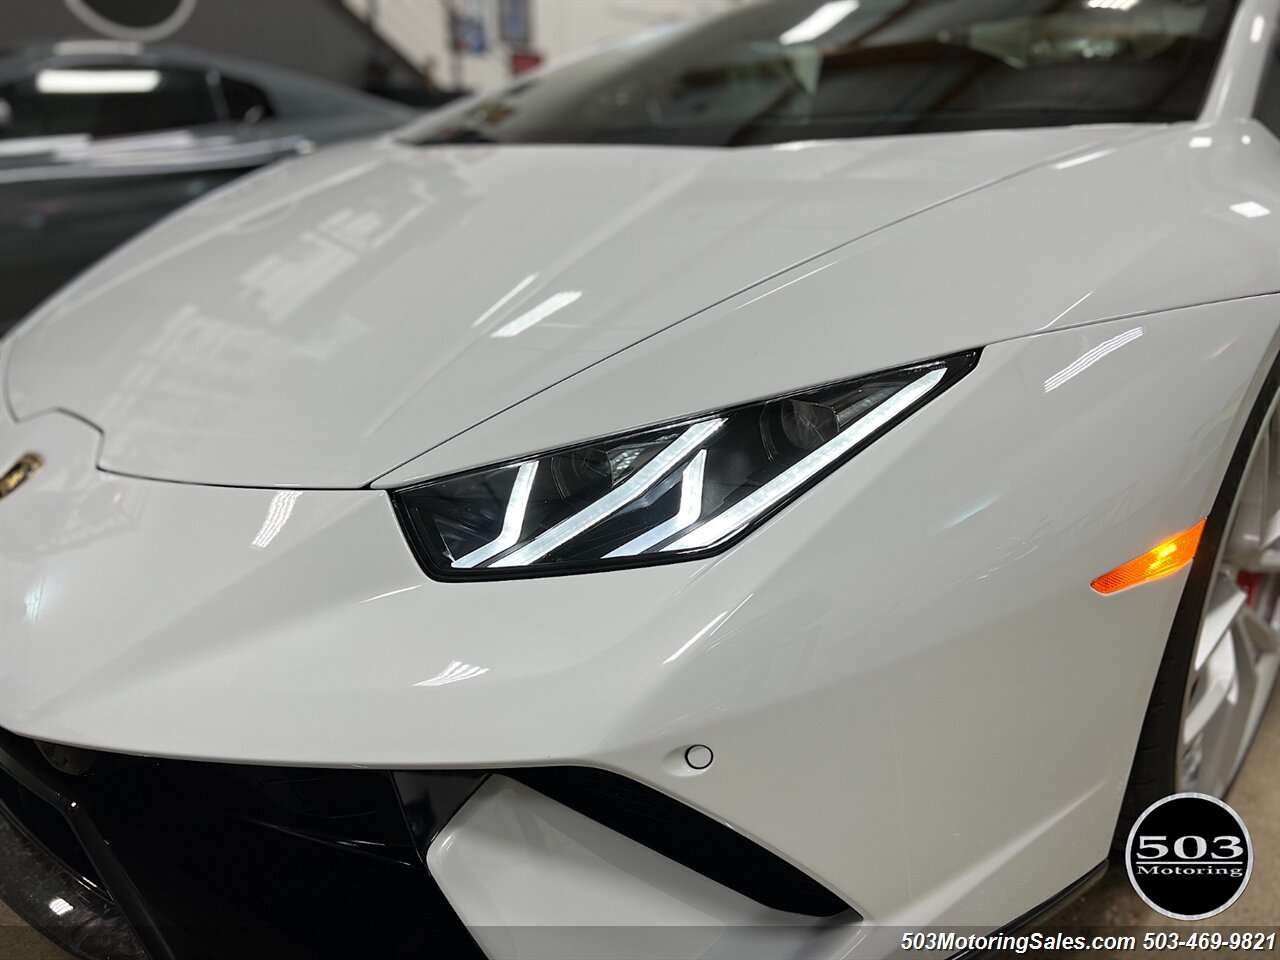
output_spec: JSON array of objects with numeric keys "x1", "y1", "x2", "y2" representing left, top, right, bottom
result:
[
  {"x1": 1044, "y1": 327, "x2": 1143, "y2": 393},
  {"x1": 1039, "y1": 291, "x2": 1093, "y2": 331},
  {"x1": 360, "y1": 585, "x2": 422, "y2": 604},
  {"x1": 491, "y1": 290, "x2": 581, "y2": 338},
  {"x1": 414, "y1": 660, "x2": 490, "y2": 687},
  {"x1": 1229, "y1": 201, "x2": 1270, "y2": 218},
  {"x1": 1053, "y1": 149, "x2": 1113, "y2": 170},
  {"x1": 944, "y1": 494, "x2": 1000, "y2": 529},
  {"x1": 664, "y1": 611, "x2": 729, "y2": 665},
  {"x1": 780, "y1": 0, "x2": 859, "y2": 45},
  {"x1": 24, "y1": 582, "x2": 45, "y2": 622},
  {"x1": 37, "y1": 69, "x2": 160, "y2": 94},
  {"x1": 472, "y1": 273, "x2": 539, "y2": 328},
  {"x1": 251, "y1": 491, "x2": 301, "y2": 549}
]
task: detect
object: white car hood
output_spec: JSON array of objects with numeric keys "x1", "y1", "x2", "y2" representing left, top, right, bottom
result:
[{"x1": 5, "y1": 129, "x2": 1128, "y2": 487}]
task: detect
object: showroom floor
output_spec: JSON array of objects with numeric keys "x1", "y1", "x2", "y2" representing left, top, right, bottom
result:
[{"x1": 1, "y1": 692, "x2": 1276, "y2": 959}]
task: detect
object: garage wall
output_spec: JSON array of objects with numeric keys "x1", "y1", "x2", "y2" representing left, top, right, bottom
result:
[
  {"x1": 0, "y1": 0, "x2": 754, "y2": 94},
  {"x1": 342, "y1": 0, "x2": 753, "y2": 91},
  {"x1": 0, "y1": 0, "x2": 404, "y2": 88}
]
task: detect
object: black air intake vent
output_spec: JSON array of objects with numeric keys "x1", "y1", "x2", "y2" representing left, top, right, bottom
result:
[
  {"x1": 512, "y1": 766, "x2": 855, "y2": 919},
  {"x1": 0, "y1": 728, "x2": 487, "y2": 960}
]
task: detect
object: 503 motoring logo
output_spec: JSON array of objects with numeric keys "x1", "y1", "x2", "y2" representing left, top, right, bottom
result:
[{"x1": 1125, "y1": 793, "x2": 1253, "y2": 920}]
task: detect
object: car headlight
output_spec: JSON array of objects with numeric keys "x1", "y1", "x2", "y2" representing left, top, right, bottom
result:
[{"x1": 394, "y1": 351, "x2": 978, "y2": 578}]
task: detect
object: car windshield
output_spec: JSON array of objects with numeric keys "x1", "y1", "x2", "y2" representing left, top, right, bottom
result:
[{"x1": 405, "y1": 0, "x2": 1238, "y2": 148}]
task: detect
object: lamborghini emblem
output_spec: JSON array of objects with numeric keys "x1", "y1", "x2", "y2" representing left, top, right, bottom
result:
[{"x1": 0, "y1": 453, "x2": 42, "y2": 499}]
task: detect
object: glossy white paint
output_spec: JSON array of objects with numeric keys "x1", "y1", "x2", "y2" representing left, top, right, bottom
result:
[
  {"x1": 1, "y1": 1, "x2": 1278, "y2": 948},
  {"x1": 1201, "y1": 0, "x2": 1278, "y2": 121},
  {"x1": 382, "y1": 117, "x2": 1280, "y2": 483},
  {"x1": 3, "y1": 303, "x2": 1277, "y2": 932},
  {"x1": 427, "y1": 777, "x2": 853, "y2": 959},
  {"x1": 5, "y1": 126, "x2": 1141, "y2": 487}
]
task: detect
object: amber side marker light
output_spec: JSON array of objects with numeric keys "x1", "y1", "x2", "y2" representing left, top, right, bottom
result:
[{"x1": 1091, "y1": 519, "x2": 1207, "y2": 595}]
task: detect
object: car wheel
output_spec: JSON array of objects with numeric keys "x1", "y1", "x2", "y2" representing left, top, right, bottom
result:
[{"x1": 1114, "y1": 359, "x2": 1280, "y2": 856}]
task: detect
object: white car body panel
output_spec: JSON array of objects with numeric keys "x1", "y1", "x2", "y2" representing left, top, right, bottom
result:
[
  {"x1": 5, "y1": 127, "x2": 1143, "y2": 488},
  {"x1": 427, "y1": 777, "x2": 853, "y2": 959},
  {"x1": 1202, "y1": 0, "x2": 1278, "y2": 120},
  {"x1": 3, "y1": 300, "x2": 1276, "y2": 930},
  {"x1": 1, "y1": 1, "x2": 1278, "y2": 952},
  {"x1": 382, "y1": 119, "x2": 1280, "y2": 484}
]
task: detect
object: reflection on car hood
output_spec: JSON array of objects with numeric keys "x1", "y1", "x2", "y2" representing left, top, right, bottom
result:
[
  {"x1": 6, "y1": 130, "x2": 1126, "y2": 487},
  {"x1": 0, "y1": 129, "x2": 312, "y2": 181}
]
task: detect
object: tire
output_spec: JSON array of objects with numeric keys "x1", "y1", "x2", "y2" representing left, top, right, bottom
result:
[{"x1": 1111, "y1": 357, "x2": 1280, "y2": 860}]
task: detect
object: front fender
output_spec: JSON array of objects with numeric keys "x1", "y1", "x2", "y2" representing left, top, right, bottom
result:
[{"x1": 0, "y1": 296, "x2": 1276, "y2": 930}]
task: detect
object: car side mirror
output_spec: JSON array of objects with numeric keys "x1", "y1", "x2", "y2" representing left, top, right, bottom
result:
[{"x1": 0, "y1": 98, "x2": 11, "y2": 131}]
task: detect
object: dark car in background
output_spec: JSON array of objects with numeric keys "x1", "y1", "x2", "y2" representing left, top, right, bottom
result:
[{"x1": 0, "y1": 41, "x2": 414, "y2": 329}]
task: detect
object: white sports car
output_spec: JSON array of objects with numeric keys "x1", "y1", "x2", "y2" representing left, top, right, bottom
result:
[{"x1": 1, "y1": 1, "x2": 1277, "y2": 958}]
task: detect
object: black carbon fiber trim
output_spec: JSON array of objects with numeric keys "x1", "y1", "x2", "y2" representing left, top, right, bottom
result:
[
  {"x1": 0, "y1": 728, "x2": 486, "y2": 960},
  {"x1": 0, "y1": 801, "x2": 146, "y2": 960}
]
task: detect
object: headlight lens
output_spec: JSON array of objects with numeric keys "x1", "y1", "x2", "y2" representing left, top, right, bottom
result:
[{"x1": 394, "y1": 352, "x2": 978, "y2": 578}]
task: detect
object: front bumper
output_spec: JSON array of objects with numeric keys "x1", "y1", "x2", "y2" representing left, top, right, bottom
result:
[
  {"x1": 0, "y1": 729, "x2": 855, "y2": 960},
  {"x1": 2, "y1": 301, "x2": 1277, "y2": 947},
  {"x1": 0, "y1": 768, "x2": 144, "y2": 960},
  {"x1": 0, "y1": 727, "x2": 486, "y2": 960}
]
